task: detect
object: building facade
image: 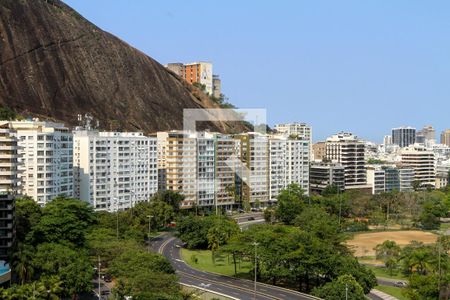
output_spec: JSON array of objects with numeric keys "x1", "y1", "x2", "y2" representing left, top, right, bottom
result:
[
  {"x1": 392, "y1": 127, "x2": 416, "y2": 148},
  {"x1": 0, "y1": 126, "x2": 18, "y2": 265},
  {"x1": 325, "y1": 132, "x2": 368, "y2": 190},
  {"x1": 401, "y1": 146, "x2": 435, "y2": 189},
  {"x1": 6, "y1": 121, "x2": 73, "y2": 206},
  {"x1": 165, "y1": 62, "x2": 214, "y2": 95},
  {"x1": 74, "y1": 130, "x2": 157, "y2": 211},
  {"x1": 441, "y1": 129, "x2": 450, "y2": 147},
  {"x1": 309, "y1": 161, "x2": 345, "y2": 194}
]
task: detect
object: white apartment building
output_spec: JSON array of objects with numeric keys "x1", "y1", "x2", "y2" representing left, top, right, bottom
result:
[
  {"x1": 367, "y1": 166, "x2": 386, "y2": 194},
  {"x1": 196, "y1": 133, "x2": 215, "y2": 207},
  {"x1": 325, "y1": 132, "x2": 369, "y2": 190},
  {"x1": 236, "y1": 133, "x2": 269, "y2": 207},
  {"x1": 5, "y1": 121, "x2": 73, "y2": 206},
  {"x1": 399, "y1": 168, "x2": 415, "y2": 192},
  {"x1": 73, "y1": 130, "x2": 157, "y2": 211},
  {"x1": 401, "y1": 145, "x2": 435, "y2": 189},
  {"x1": 274, "y1": 123, "x2": 312, "y2": 141}
]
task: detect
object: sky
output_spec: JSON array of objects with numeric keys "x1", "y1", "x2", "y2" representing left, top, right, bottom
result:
[{"x1": 63, "y1": 0, "x2": 450, "y2": 142}]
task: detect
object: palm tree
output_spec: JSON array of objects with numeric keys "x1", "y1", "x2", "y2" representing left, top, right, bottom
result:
[
  {"x1": 13, "y1": 245, "x2": 35, "y2": 285},
  {"x1": 42, "y1": 275, "x2": 64, "y2": 299}
]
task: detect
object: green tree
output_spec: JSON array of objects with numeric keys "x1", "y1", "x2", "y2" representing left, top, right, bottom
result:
[
  {"x1": 404, "y1": 273, "x2": 440, "y2": 300},
  {"x1": 30, "y1": 196, "x2": 96, "y2": 247},
  {"x1": 15, "y1": 196, "x2": 42, "y2": 243},
  {"x1": 0, "y1": 106, "x2": 17, "y2": 120},
  {"x1": 374, "y1": 240, "x2": 401, "y2": 275},
  {"x1": 12, "y1": 243, "x2": 35, "y2": 285},
  {"x1": 312, "y1": 274, "x2": 366, "y2": 300},
  {"x1": 32, "y1": 243, "x2": 93, "y2": 299},
  {"x1": 275, "y1": 184, "x2": 305, "y2": 225}
]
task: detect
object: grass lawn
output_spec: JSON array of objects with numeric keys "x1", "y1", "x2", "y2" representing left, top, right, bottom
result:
[
  {"x1": 376, "y1": 285, "x2": 407, "y2": 300},
  {"x1": 365, "y1": 265, "x2": 407, "y2": 280},
  {"x1": 440, "y1": 223, "x2": 450, "y2": 231},
  {"x1": 181, "y1": 248, "x2": 252, "y2": 278}
]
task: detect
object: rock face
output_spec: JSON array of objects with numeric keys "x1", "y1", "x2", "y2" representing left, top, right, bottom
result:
[{"x1": 0, "y1": 0, "x2": 247, "y2": 133}]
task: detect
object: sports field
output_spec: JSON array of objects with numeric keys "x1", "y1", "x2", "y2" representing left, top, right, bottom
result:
[{"x1": 348, "y1": 230, "x2": 437, "y2": 257}]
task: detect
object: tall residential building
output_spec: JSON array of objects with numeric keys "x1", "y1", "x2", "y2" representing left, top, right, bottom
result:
[
  {"x1": 196, "y1": 133, "x2": 215, "y2": 207},
  {"x1": 157, "y1": 131, "x2": 198, "y2": 208},
  {"x1": 325, "y1": 132, "x2": 368, "y2": 190},
  {"x1": 73, "y1": 130, "x2": 157, "y2": 211},
  {"x1": 165, "y1": 62, "x2": 214, "y2": 95},
  {"x1": 214, "y1": 134, "x2": 239, "y2": 209},
  {"x1": 383, "y1": 135, "x2": 392, "y2": 147},
  {"x1": 0, "y1": 125, "x2": 18, "y2": 265},
  {"x1": 392, "y1": 127, "x2": 416, "y2": 148},
  {"x1": 236, "y1": 133, "x2": 269, "y2": 208},
  {"x1": 309, "y1": 161, "x2": 345, "y2": 194},
  {"x1": 312, "y1": 142, "x2": 326, "y2": 161},
  {"x1": 416, "y1": 125, "x2": 435, "y2": 144},
  {"x1": 441, "y1": 129, "x2": 450, "y2": 147},
  {"x1": 6, "y1": 121, "x2": 73, "y2": 206},
  {"x1": 401, "y1": 145, "x2": 435, "y2": 188},
  {"x1": 268, "y1": 135, "x2": 310, "y2": 200}
]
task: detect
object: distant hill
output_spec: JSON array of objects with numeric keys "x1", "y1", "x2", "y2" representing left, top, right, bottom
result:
[{"x1": 0, "y1": 0, "x2": 249, "y2": 133}]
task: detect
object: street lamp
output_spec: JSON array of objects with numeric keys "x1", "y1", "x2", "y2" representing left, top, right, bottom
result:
[
  {"x1": 147, "y1": 215, "x2": 154, "y2": 252},
  {"x1": 253, "y1": 242, "x2": 259, "y2": 300}
]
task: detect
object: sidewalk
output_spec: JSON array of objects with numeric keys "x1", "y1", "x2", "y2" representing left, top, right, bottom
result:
[{"x1": 371, "y1": 289, "x2": 399, "y2": 300}]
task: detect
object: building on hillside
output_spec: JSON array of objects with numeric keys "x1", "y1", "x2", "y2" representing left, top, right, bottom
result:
[
  {"x1": 165, "y1": 62, "x2": 214, "y2": 95},
  {"x1": 73, "y1": 130, "x2": 157, "y2": 211},
  {"x1": 309, "y1": 161, "x2": 345, "y2": 194},
  {"x1": 0, "y1": 126, "x2": 18, "y2": 272},
  {"x1": 325, "y1": 132, "x2": 369, "y2": 190},
  {"x1": 392, "y1": 126, "x2": 416, "y2": 148},
  {"x1": 212, "y1": 75, "x2": 221, "y2": 99},
  {"x1": 4, "y1": 120, "x2": 73, "y2": 206},
  {"x1": 400, "y1": 145, "x2": 435, "y2": 189}
]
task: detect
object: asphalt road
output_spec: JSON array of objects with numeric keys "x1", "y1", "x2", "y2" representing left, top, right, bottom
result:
[{"x1": 152, "y1": 234, "x2": 320, "y2": 300}]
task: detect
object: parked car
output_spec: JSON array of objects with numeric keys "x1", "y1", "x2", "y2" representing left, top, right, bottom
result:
[
  {"x1": 102, "y1": 274, "x2": 112, "y2": 283},
  {"x1": 394, "y1": 281, "x2": 408, "y2": 288},
  {"x1": 248, "y1": 217, "x2": 255, "y2": 221}
]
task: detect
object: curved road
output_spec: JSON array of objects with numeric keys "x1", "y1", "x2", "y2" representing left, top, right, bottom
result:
[{"x1": 151, "y1": 234, "x2": 320, "y2": 300}]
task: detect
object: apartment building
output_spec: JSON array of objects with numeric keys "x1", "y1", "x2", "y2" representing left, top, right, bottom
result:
[
  {"x1": 6, "y1": 121, "x2": 73, "y2": 206},
  {"x1": 157, "y1": 131, "x2": 198, "y2": 208},
  {"x1": 392, "y1": 127, "x2": 416, "y2": 148},
  {"x1": 325, "y1": 132, "x2": 368, "y2": 190},
  {"x1": 416, "y1": 125, "x2": 435, "y2": 144},
  {"x1": 165, "y1": 62, "x2": 214, "y2": 95},
  {"x1": 312, "y1": 142, "x2": 326, "y2": 161},
  {"x1": 73, "y1": 130, "x2": 157, "y2": 211},
  {"x1": 214, "y1": 134, "x2": 239, "y2": 209},
  {"x1": 236, "y1": 133, "x2": 269, "y2": 208},
  {"x1": 441, "y1": 129, "x2": 450, "y2": 147},
  {"x1": 401, "y1": 145, "x2": 435, "y2": 188},
  {"x1": 367, "y1": 166, "x2": 401, "y2": 194},
  {"x1": 0, "y1": 126, "x2": 18, "y2": 265},
  {"x1": 399, "y1": 168, "x2": 415, "y2": 192},
  {"x1": 309, "y1": 161, "x2": 345, "y2": 194},
  {"x1": 196, "y1": 133, "x2": 215, "y2": 207}
]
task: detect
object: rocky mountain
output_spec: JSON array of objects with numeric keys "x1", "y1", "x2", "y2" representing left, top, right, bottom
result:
[{"x1": 0, "y1": 0, "x2": 248, "y2": 133}]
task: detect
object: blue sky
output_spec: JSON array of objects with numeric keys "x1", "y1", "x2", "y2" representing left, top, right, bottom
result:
[{"x1": 64, "y1": 0, "x2": 450, "y2": 142}]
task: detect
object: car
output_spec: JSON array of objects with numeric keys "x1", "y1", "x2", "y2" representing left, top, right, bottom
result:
[
  {"x1": 394, "y1": 281, "x2": 408, "y2": 287},
  {"x1": 101, "y1": 290, "x2": 110, "y2": 295},
  {"x1": 248, "y1": 217, "x2": 255, "y2": 221}
]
